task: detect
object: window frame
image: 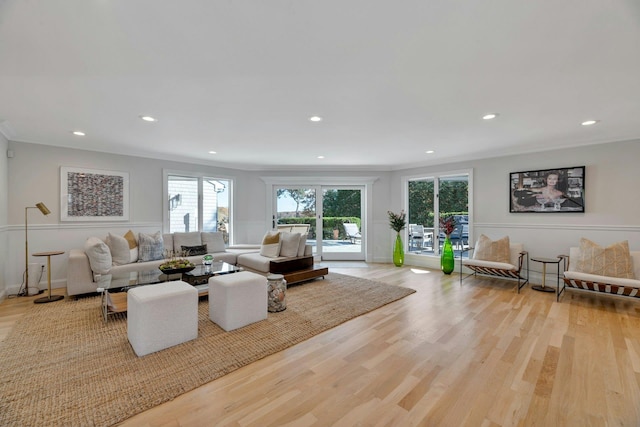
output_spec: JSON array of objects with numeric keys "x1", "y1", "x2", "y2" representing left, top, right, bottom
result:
[
  {"x1": 402, "y1": 168, "x2": 473, "y2": 256},
  {"x1": 163, "y1": 169, "x2": 234, "y2": 242}
]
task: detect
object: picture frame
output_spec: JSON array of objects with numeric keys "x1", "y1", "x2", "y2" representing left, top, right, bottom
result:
[
  {"x1": 60, "y1": 166, "x2": 130, "y2": 221},
  {"x1": 509, "y1": 166, "x2": 585, "y2": 213}
]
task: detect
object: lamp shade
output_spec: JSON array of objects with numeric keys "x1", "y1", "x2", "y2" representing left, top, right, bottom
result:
[{"x1": 35, "y1": 202, "x2": 50, "y2": 215}]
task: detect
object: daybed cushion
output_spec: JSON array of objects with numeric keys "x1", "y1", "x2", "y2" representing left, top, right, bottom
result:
[
  {"x1": 138, "y1": 231, "x2": 165, "y2": 262},
  {"x1": 575, "y1": 238, "x2": 635, "y2": 279},
  {"x1": 84, "y1": 237, "x2": 112, "y2": 274}
]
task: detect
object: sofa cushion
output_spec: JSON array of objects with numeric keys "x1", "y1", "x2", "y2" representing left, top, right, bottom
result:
[
  {"x1": 201, "y1": 232, "x2": 226, "y2": 253},
  {"x1": 237, "y1": 252, "x2": 280, "y2": 273},
  {"x1": 181, "y1": 244, "x2": 208, "y2": 256},
  {"x1": 106, "y1": 232, "x2": 131, "y2": 266},
  {"x1": 84, "y1": 237, "x2": 112, "y2": 274},
  {"x1": 279, "y1": 232, "x2": 301, "y2": 258},
  {"x1": 124, "y1": 230, "x2": 138, "y2": 262},
  {"x1": 576, "y1": 238, "x2": 635, "y2": 279},
  {"x1": 173, "y1": 232, "x2": 202, "y2": 253},
  {"x1": 260, "y1": 231, "x2": 281, "y2": 258},
  {"x1": 138, "y1": 231, "x2": 165, "y2": 262},
  {"x1": 473, "y1": 234, "x2": 510, "y2": 264}
]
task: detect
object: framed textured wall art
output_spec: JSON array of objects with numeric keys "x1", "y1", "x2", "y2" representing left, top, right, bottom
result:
[
  {"x1": 509, "y1": 166, "x2": 585, "y2": 213},
  {"x1": 60, "y1": 166, "x2": 130, "y2": 221}
]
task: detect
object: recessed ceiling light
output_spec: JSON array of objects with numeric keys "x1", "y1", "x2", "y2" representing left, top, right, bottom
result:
[
  {"x1": 208, "y1": 151, "x2": 217, "y2": 154},
  {"x1": 482, "y1": 113, "x2": 498, "y2": 120},
  {"x1": 72, "y1": 131, "x2": 85, "y2": 136},
  {"x1": 581, "y1": 120, "x2": 599, "y2": 126},
  {"x1": 317, "y1": 155, "x2": 325, "y2": 159},
  {"x1": 139, "y1": 115, "x2": 157, "y2": 122},
  {"x1": 309, "y1": 116, "x2": 323, "y2": 122},
  {"x1": 425, "y1": 150, "x2": 435, "y2": 154}
]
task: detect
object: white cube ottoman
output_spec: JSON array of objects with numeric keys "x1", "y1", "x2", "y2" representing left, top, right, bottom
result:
[
  {"x1": 209, "y1": 271, "x2": 268, "y2": 331},
  {"x1": 127, "y1": 280, "x2": 198, "y2": 357}
]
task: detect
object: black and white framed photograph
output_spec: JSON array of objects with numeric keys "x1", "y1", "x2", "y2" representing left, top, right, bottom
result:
[
  {"x1": 60, "y1": 166, "x2": 130, "y2": 221},
  {"x1": 510, "y1": 166, "x2": 585, "y2": 213}
]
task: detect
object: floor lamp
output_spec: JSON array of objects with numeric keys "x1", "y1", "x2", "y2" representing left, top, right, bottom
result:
[{"x1": 25, "y1": 202, "x2": 51, "y2": 296}]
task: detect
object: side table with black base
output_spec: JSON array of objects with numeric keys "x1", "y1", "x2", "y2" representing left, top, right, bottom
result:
[
  {"x1": 530, "y1": 256, "x2": 562, "y2": 294},
  {"x1": 32, "y1": 251, "x2": 65, "y2": 304}
]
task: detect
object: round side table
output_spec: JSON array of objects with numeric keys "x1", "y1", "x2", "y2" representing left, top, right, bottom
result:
[
  {"x1": 530, "y1": 256, "x2": 562, "y2": 294},
  {"x1": 32, "y1": 251, "x2": 65, "y2": 304}
]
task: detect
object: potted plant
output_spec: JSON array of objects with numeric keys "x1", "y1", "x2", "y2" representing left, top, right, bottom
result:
[{"x1": 388, "y1": 210, "x2": 406, "y2": 266}]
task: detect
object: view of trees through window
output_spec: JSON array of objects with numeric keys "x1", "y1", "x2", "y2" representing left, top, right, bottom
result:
[{"x1": 408, "y1": 174, "x2": 469, "y2": 255}]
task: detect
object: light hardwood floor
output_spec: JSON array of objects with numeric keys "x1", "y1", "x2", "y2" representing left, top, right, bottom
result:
[{"x1": 2, "y1": 264, "x2": 640, "y2": 426}]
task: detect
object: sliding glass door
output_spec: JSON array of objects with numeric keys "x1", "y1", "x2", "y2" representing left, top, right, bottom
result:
[{"x1": 274, "y1": 185, "x2": 364, "y2": 261}]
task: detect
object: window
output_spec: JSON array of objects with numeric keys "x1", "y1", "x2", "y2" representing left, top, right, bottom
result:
[
  {"x1": 406, "y1": 170, "x2": 470, "y2": 256},
  {"x1": 164, "y1": 172, "x2": 231, "y2": 243}
]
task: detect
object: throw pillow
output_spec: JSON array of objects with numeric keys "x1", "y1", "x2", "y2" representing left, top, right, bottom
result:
[
  {"x1": 576, "y1": 238, "x2": 635, "y2": 278},
  {"x1": 297, "y1": 233, "x2": 308, "y2": 257},
  {"x1": 138, "y1": 231, "x2": 165, "y2": 262},
  {"x1": 106, "y1": 232, "x2": 131, "y2": 266},
  {"x1": 181, "y1": 244, "x2": 208, "y2": 256},
  {"x1": 279, "y1": 232, "x2": 301, "y2": 258},
  {"x1": 260, "y1": 231, "x2": 281, "y2": 258},
  {"x1": 84, "y1": 237, "x2": 112, "y2": 274},
  {"x1": 124, "y1": 229, "x2": 138, "y2": 263},
  {"x1": 473, "y1": 234, "x2": 511, "y2": 264},
  {"x1": 201, "y1": 232, "x2": 226, "y2": 253}
]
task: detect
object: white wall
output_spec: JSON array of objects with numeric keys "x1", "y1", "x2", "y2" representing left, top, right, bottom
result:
[
  {"x1": 0, "y1": 132, "x2": 8, "y2": 300},
  {"x1": 4, "y1": 139, "x2": 640, "y2": 294},
  {"x1": 5, "y1": 142, "x2": 392, "y2": 293},
  {"x1": 394, "y1": 139, "x2": 640, "y2": 281}
]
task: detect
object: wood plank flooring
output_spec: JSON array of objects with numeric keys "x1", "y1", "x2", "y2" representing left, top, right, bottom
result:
[{"x1": 2, "y1": 264, "x2": 640, "y2": 426}]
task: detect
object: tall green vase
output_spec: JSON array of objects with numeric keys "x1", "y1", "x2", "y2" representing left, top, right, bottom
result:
[
  {"x1": 393, "y1": 232, "x2": 404, "y2": 267},
  {"x1": 441, "y1": 235, "x2": 454, "y2": 274}
]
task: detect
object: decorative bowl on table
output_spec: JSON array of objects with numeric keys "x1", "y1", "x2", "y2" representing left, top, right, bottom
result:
[{"x1": 159, "y1": 259, "x2": 195, "y2": 275}]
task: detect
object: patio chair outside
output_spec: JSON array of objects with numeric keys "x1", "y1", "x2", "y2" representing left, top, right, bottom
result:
[
  {"x1": 343, "y1": 223, "x2": 361, "y2": 244},
  {"x1": 409, "y1": 224, "x2": 425, "y2": 251}
]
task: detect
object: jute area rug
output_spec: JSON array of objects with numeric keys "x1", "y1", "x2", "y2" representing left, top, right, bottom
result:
[{"x1": 0, "y1": 273, "x2": 415, "y2": 426}]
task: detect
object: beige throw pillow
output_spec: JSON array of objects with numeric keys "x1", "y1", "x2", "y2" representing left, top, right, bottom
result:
[
  {"x1": 124, "y1": 230, "x2": 138, "y2": 263},
  {"x1": 279, "y1": 232, "x2": 301, "y2": 257},
  {"x1": 138, "y1": 231, "x2": 165, "y2": 262},
  {"x1": 576, "y1": 238, "x2": 635, "y2": 278},
  {"x1": 260, "y1": 231, "x2": 281, "y2": 258},
  {"x1": 84, "y1": 237, "x2": 112, "y2": 274},
  {"x1": 106, "y1": 232, "x2": 131, "y2": 266},
  {"x1": 473, "y1": 234, "x2": 511, "y2": 263}
]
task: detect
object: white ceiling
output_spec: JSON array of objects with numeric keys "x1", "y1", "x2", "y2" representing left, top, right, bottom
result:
[{"x1": 1, "y1": 1, "x2": 639, "y2": 171}]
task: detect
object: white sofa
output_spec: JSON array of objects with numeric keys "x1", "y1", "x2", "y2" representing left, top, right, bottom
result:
[
  {"x1": 560, "y1": 247, "x2": 640, "y2": 301},
  {"x1": 67, "y1": 230, "x2": 315, "y2": 296}
]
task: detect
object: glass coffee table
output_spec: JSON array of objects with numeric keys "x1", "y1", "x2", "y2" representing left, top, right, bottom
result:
[{"x1": 98, "y1": 261, "x2": 242, "y2": 322}]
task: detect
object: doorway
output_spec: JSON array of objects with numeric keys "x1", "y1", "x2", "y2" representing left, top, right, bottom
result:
[{"x1": 274, "y1": 185, "x2": 365, "y2": 261}]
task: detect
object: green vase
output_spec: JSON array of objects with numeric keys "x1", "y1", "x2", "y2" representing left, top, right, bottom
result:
[
  {"x1": 393, "y1": 232, "x2": 404, "y2": 267},
  {"x1": 441, "y1": 236, "x2": 454, "y2": 274}
]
